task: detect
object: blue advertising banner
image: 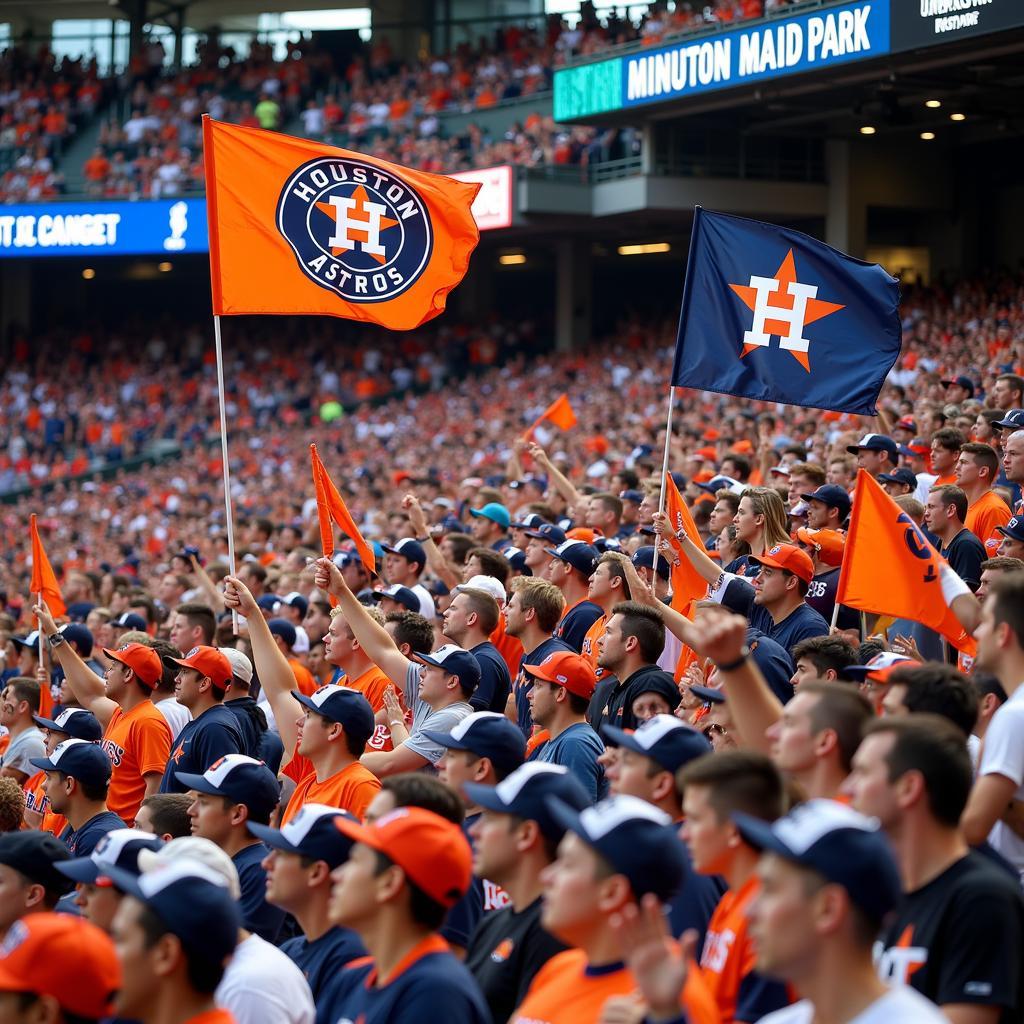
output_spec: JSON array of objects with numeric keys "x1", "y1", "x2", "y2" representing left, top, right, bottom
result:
[{"x1": 0, "y1": 197, "x2": 208, "y2": 258}]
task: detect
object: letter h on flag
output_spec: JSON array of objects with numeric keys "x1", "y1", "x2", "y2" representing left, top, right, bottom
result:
[{"x1": 672, "y1": 208, "x2": 901, "y2": 415}]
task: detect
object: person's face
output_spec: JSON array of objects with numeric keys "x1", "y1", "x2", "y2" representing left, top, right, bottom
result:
[
  {"x1": 637, "y1": 493, "x2": 658, "y2": 525},
  {"x1": 765, "y1": 691, "x2": 819, "y2": 776},
  {"x1": 328, "y1": 841, "x2": 381, "y2": 928},
  {"x1": 111, "y1": 897, "x2": 160, "y2": 1018},
  {"x1": 681, "y1": 784, "x2": 735, "y2": 875},
  {"x1": 417, "y1": 663, "x2": 451, "y2": 706},
  {"x1": 75, "y1": 881, "x2": 123, "y2": 934},
  {"x1": 542, "y1": 558, "x2": 563, "y2": 584},
  {"x1": 997, "y1": 535, "x2": 1024, "y2": 560},
  {"x1": 733, "y1": 497, "x2": 761, "y2": 542},
  {"x1": 1002, "y1": 433, "x2": 1024, "y2": 483},
  {"x1": 588, "y1": 561, "x2": 614, "y2": 603},
  {"x1": 992, "y1": 377, "x2": 1018, "y2": 410},
  {"x1": 954, "y1": 452, "x2": 981, "y2": 489},
  {"x1": 307, "y1": 644, "x2": 327, "y2": 677},
  {"x1": 133, "y1": 803, "x2": 156, "y2": 835},
  {"x1": 168, "y1": 613, "x2": 197, "y2": 652},
  {"x1": 923, "y1": 491, "x2": 947, "y2": 533},
  {"x1": 856, "y1": 448, "x2": 886, "y2": 476},
  {"x1": 363, "y1": 790, "x2": 396, "y2": 824},
  {"x1": 0, "y1": 689, "x2": 19, "y2": 729},
  {"x1": 748, "y1": 853, "x2": 820, "y2": 978},
  {"x1": 174, "y1": 667, "x2": 202, "y2": 710},
  {"x1": 524, "y1": 537, "x2": 550, "y2": 570},
  {"x1": 384, "y1": 552, "x2": 413, "y2": 584},
  {"x1": 787, "y1": 475, "x2": 814, "y2": 510},
  {"x1": 42, "y1": 771, "x2": 70, "y2": 815},
  {"x1": 930, "y1": 440, "x2": 955, "y2": 474},
  {"x1": 703, "y1": 702, "x2": 736, "y2": 751},
  {"x1": 323, "y1": 615, "x2": 351, "y2": 667},
  {"x1": 263, "y1": 847, "x2": 317, "y2": 911},
  {"x1": 879, "y1": 682, "x2": 909, "y2": 718},
  {"x1": 612, "y1": 748, "x2": 666, "y2": 802},
  {"x1": 462, "y1": 555, "x2": 485, "y2": 583},
  {"x1": 442, "y1": 593, "x2": 472, "y2": 644},
  {"x1": 709, "y1": 500, "x2": 734, "y2": 534},
  {"x1": 468, "y1": 810, "x2": 523, "y2": 885},
  {"x1": 752, "y1": 566, "x2": 788, "y2": 607},
  {"x1": 789, "y1": 658, "x2": 823, "y2": 688},
  {"x1": 438, "y1": 748, "x2": 481, "y2": 794},
  {"x1": 596, "y1": 613, "x2": 627, "y2": 674},
  {"x1": 539, "y1": 832, "x2": 608, "y2": 945},
  {"x1": 805, "y1": 500, "x2": 831, "y2": 530},
  {"x1": 15, "y1": 648, "x2": 34, "y2": 677},
  {"x1": 631, "y1": 691, "x2": 672, "y2": 722},
  {"x1": 103, "y1": 658, "x2": 128, "y2": 702},
  {"x1": 0, "y1": 865, "x2": 39, "y2": 935},
  {"x1": 528, "y1": 679, "x2": 559, "y2": 729},
  {"x1": 843, "y1": 731, "x2": 900, "y2": 827},
  {"x1": 303, "y1": 605, "x2": 331, "y2": 642},
  {"x1": 827, "y1": 461, "x2": 851, "y2": 487},
  {"x1": 503, "y1": 591, "x2": 526, "y2": 637},
  {"x1": 187, "y1": 791, "x2": 236, "y2": 846}
]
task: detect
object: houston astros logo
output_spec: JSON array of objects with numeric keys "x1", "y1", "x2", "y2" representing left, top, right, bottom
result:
[
  {"x1": 729, "y1": 249, "x2": 845, "y2": 372},
  {"x1": 277, "y1": 157, "x2": 433, "y2": 303}
]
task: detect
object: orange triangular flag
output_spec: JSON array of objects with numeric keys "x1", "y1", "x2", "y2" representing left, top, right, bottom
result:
[
  {"x1": 525, "y1": 393, "x2": 576, "y2": 438},
  {"x1": 664, "y1": 472, "x2": 706, "y2": 619},
  {"x1": 30, "y1": 514, "x2": 65, "y2": 618},
  {"x1": 837, "y1": 470, "x2": 975, "y2": 655},
  {"x1": 310, "y1": 445, "x2": 376, "y2": 578}
]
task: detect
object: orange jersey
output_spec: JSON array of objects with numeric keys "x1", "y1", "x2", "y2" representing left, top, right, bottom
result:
[
  {"x1": 491, "y1": 614, "x2": 525, "y2": 678},
  {"x1": 580, "y1": 614, "x2": 607, "y2": 677},
  {"x1": 511, "y1": 947, "x2": 718, "y2": 1024},
  {"x1": 289, "y1": 658, "x2": 318, "y2": 697},
  {"x1": 101, "y1": 702, "x2": 172, "y2": 824},
  {"x1": 22, "y1": 770, "x2": 66, "y2": 836},
  {"x1": 281, "y1": 758, "x2": 381, "y2": 824},
  {"x1": 965, "y1": 489, "x2": 1011, "y2": 546},
  {"x1": 348, "y1": 665, "x2": 404, "y2": 752}
]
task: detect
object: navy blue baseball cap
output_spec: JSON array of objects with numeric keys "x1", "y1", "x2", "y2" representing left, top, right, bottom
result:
[
  {"x1": 423, "y1": 711, "x2": 526, "y2": 778},
  {"x1": 594, "y1": 537, "x2": 622, "y2": 554},
  {"x1": 463, "y1": 762, "x2": 591, "y2": 842},
  {"x1": 32, "y1": 706, "x2": 102, "y2": 741},
  {"x1": 942, "y1": 375, "x2": 975, "y2": 397},
  {"x1": 248, "y1": 804, "x2": 358, "y2": 867},
  {"x1": 733, "y1": 798, "x2": 902, "y2": 922},
  {"x1": 58, "y1": 623, "x2": 94, "y2": 656},
  {"x1": 256, "y1": 594, "x2": 281, "y2": 612},
  {"x1": 877, "y1": 468, "x2": 918, "y2": 490},
  {"x1": 547, "y1": 794, "x2": 686, "y2": 903},
  {"x1": 0, "y1": 832, "x2": 73, "y2": 896},
  {"x1": 512, "y1": 513, "x2": 548, "y2": 531},
  {"x1": 689, "y1": 684, "x2": 726, "y2": 705},
  {"x1": 56, "y1": 828, "x2": 164, "y2": 885},
  {"x1": 65, "y1": 601, "x2": 96, "y2": 623},
  {"x1": 370, "y1": 585, "x2": 420, "y2": 612},
  {"x1": 382, "y1": 538, "x2": 427, "y2": 567},
  {"x1": 278, "y1": 592, "x2": 309, "y2": 618},
  {"x1": 602, "y1": 715, "x2": 712, "y2": 773},
  {"x1": 175, "y1": 754, "x2": 280, "y2": 821},
  {"x1": 994, "y1": 409, "x2": 1024, "y2": 432},
  {"x1": 696, "y1": 475, "x2": 744, "y2": 495},
  {"x1": 545, "y1": 540, "x2": 598, "y2": 576},
  {"x1": 292, "y1": 685, "x2": 375, "y2": 744},
  {"x1": 104, "y1": 859, "x2": 240, "y2": 964},
  {"x1": 470, "y1": 503, "x2": 511, "y2": 530},
  {"x1": 619, "y1": 489, "x2": 645, "y2": 505},
  {"x1": 509, "y1": 478, "x2": 547, "y2": 492},
  {"x1": 846, "y1": 434, "x2": 898, "y2": 460},
  {"x1": 631, "y1": 545, "x2": 671, "y2": 582},
  {"x1": 413, "y1": 644, "x2": 482, "y2": 692},
  {"x1": 996, "y1": 516, "x2": 1024, "y2": 543},
  {"x1": 800, "y1": 485, "x2": 852, "y2": 518},
  {"x1": 504, "y1": 546, "x2": 530, "y2": 574},
  {"x1": 267, "y1": 618, "x2": 297, "y2": 649},
  {"x1": 523, "y1": 522, "x2": 566, "y2": 546},
  {"x1": 111, "y1": 612, "x2": 147, "y2": 631},
  {"x1": 30, "y1": 738, "x2": 111, "y2": 789}
]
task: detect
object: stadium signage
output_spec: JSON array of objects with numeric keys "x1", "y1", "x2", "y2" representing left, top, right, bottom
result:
[
  {"x1": 890, "y1": 0, "x2": 1024, "y2": 48},
  {"x1": 450, "y1": 165, "x2": 513, "y2": 231}
]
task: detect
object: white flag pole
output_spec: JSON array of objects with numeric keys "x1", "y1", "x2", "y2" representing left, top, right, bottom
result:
[
  {"x1": 653, "y1": 386, "x2": 677, "y2": 585},
  {"x1": 213, "y1": 314, "x2": 239, "y2": 634}
]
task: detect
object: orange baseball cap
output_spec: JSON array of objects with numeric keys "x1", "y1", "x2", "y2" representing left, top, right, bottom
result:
[
  {"x1": 731, "y1": 439, "x2": 754, "y2": 454},
  {"x1": 566, "y1": 527, "x2": 599, "y2": 544},
  {"x1": 0, "y1": 913, "x2": 121, "y2": 1018},
  {"x1": 524, "y1": 650, "x2": 598, "y2": 699},
  {"x1": 166, "y1": 645, "x2": 233, "y2": 690},
  {"x1": 334, "y1": 806, "x2": 472, "y2": 908},
  {"x1": 101, "y1": 642, "x2": 162, "y2": 688},
  {"x1": 795, "y1": 528, "x2": 846, "y2": 568},
  {"x1": 749, "y1": 543, "x2": 815, "y2": 584}
]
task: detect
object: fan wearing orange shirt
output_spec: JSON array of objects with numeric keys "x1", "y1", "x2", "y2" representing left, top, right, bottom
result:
[
  {"x1": 510, "y1": 794, "x2": 718, "y2": 1024},
  {"x1": 267, "y1": 618, "x2": 318, "y2": 696},
  {"x1": 679, "y1": 750, "x2": 791, "y2": 1023},
  {"x1": 929, "y1": 428, "x2": 964, "y2": 488},
  {"x1": 34, "y1": 603, "x2": 171, "y2": 827},
  {"x1": 956, "y1": 442, "x2": 1012, "y2": 546},
  {"x1": 580, "y1": 553, "x2": 630, "y2": 677}
]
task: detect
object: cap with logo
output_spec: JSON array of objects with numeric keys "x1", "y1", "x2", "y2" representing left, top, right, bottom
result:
[
  {"x1": 30, "y1": 737, "x2": 112, "y2": 789},
  {"x1": 292, "y1": 685, "x2": 375, "y2": 744},
  {"x1": 470, "y1": 503, "x2": 511, "y2": 530},
  {"x1": 136, "y1": 836, "x2": 240, "y2": 898},
  {"x1": 512, "y1": 512, "x2": 547, "y2": 531},
  {"x1": 523, "y1": 522, "x2": 567, "y2": 546},
  {"x1": 0, "y1": 831, "x2": 73, "y2": 897},
  {"x1": 898, "y1": 437, "x2": 931, "y2": 458},
  {"x1": 165, "y1": 645, "x2": 233, "y2": 690},
  {"x1": 601, "y1": 715, "x2": 712, "y2": 773},
  {"x1": 794, "y1": 528, "x2": 846, "y2": 568},
  {"x1": 845, "y1": 433, "x2": 898, "y2": 461},
  {"x1": 10, "y1": 630, "x2": 41, "y2": 651},
  {"x1": 799, "y1": 484, "x2": 852, "y2": 519},
  {"x1": 523, "y1": 650, "x2": 597, "y2": 699},
  {"x1": 941, "y1": 375, "x2": 975, "y2": 397},
  {"x1": 248, "y1": 804, "x2": 359, "y2": 867},
  {"x1": 504, "y1": 547, "x2": 530, "y2": 575},
  {"x1": 453, "y1": 575, "x2": 507, "y2": 606},
  {"x1": 619, "y1": 489, "x2": 645, "y2": 505},
  {"x1": 32, "y1": 706, "x2": 103, "y2": 741},
  {"x1": 768, "y1": 464, "x2": 791, "y2": 479},
  {"x1": 381, "y1": 537, "x2": 427, "y2": 568},
  {"x1": 463, "y1": 762, "x2": 591, "y2": 842},
  {"x1": 993, "y1": 409, "x2": 1024, "y2": 432},
  {"x1": 996, "y1": 516, "x2": 1024, "y2": 543},
  {"x1": 876, "y1": 467, "x2": 918, "y2": 490},
  {"x1": 631, "y1": 545, "x2": 671, "y2": 582},
  {"x1": 279, "y1": 592, "x2": 309, "y2": 617},
  {"x1": 544, "y1": 539, "x2": 598, "y2": 576},
  {"x1": 256, "y1": 594, "x2": 281, "y2": 613},
  {"x1": 370, "y1": 585, "x2": 421, "y2": 612},
  {"x1": 843, "y1": 651, "x2": 915, "y2": 684},
  {"x1": 101, "y1": 642, "x2": 162, "y2": 688},
  {"x1": 111, "y1": 612, "x2": 147, "y2": 631},
  {"x1": 219, "y1": 647, "x2": 254, "y2": 686},
  {"x1": 413, "y1": 644, "x2": 482, "y2": 692},
  {"x1": 733, "y1": 798, "x2": 901, "y2": 921},
  {"x1": 546, "y1": 794, "x2": 686, "y2": 903},
  {"x1": 509, "y1": 477, "x2": 546, "y2": 493},
  {"x1": 56, "y1": 827, "x2": 164, "y2": 886},
  {"x1": 0, "y1": 914, "x2": 122, "y2": 1019},
  {"x1": 894, "y1": 416, "x2": 917, "y2": 432},
  {"x1": 268, "y1": 618, "x2": 298, "y2": 649},
  {"x1": 748, "y1": 543, "x2": 815, "y2": 585},
  {"x1": 334, "y1": 806, "x2": 473, "y2": 908},
  {"x1": 695, "y1": 475, "x2": 744, "y2": 495},
  {"x1": 422, "y1": 711, "x2": 526, "y2": 778},
  {"x1": 174, "y1": 754, "x2": 281, "y2": 821}
]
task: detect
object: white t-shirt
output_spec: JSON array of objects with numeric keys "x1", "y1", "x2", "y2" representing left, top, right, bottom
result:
[
  {"x1": 977, "y1": 683, "x2": 1024, "y2": 879},
  {"x1": 411, "y1": 582, "x2": 437, "y2": 620},
  {"x1": 155, "y1": 697, "x2": 192, "y2": 741},
  {"x1": 216, "y1": 933, "x2": 315, "y2": 1024},
  {"x1": 760, "y1": 986, "x2": 948, "y2": 1024}
]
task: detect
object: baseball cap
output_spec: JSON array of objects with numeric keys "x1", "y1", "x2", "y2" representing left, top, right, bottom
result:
[
  {"x1": 111, "y1": 612, "x2": 147, "y2": 631},
  {"x1": 422, "y1": 711, "x2": 526, "y2": 778},
  {"x1": 996, "y1": 516, "x2": 1024, "y2": 542},
  {"x1": 768, "y1": 464, "x2": 791, "y2": 478},
  {"x1": 523, "y1": 522, "x2": 566, "y2": 546},
  {"x1": 278, "y1": 592, "x2": 309, "y2": 618},
  {"x1": 0, "y1": 832, "x2": 73, "y2": 896},
  {"x1": 794, "y1": 528, "x2": 845, "y2": 568},
  {"x1": 619, "y1": 489, "x2": 644, "y2": 504},
  {"x1": 65, "y1": 601, "x2": 96, "y2": 622},
  {"x1": 800, "y1": 484, "x2": 852, "y2": 519},
  {"x1": 101, "y1": 642, "x2": 162, "y2": 688},
  {"x1": 843, "y1": 651, "x2": 915, "y2": 684},
  {"x1": 30, "y1": 738, "x2": 111, "y2": 789},
  {"x1": 993, "y1": 409, "x2": 1024, "y2": 432},
  {"x1": 512, "y1": 513, "x2": 547, "y2": 530},
  {"x1": 10, "y1": 630, "x2": 41, "y2": 651},
  {"x1": 898, "y1": 437, "x2": 931, "y2": 458},
  {"x1": 453, "y1": 575, "x2": 507, "y2": 606},
  {"x1": 748, "y1": 543, "x2": 815, "y2": 585},
  {"x1": 370, "y1": 585, "x2": 420, "y2": 612},
  {"x1": 845, "y1": 434, "x2": 898, "y2": 461},
  {"x1": 545, "y1": 540, "x2": 598, "y2": 576},
  {"x1": 547, "y1": 794, "x2": 686, "y2": 903},
  {"x1": 165, "y1": 645, "x2": 233, "y2": 690},
  {"x1": 219, "y1": 647, "x2": 253, "y2": 686},
  {"x1": 463, "y1": 762, "x2": 591, "y2": 842},
  {"x1": 248, "y1": 804, "x2": 358, "y2": 867},
  {"x1": 696, "y1": 475, "x2": 744, "y2": 495},
  {"x1": 894, "y1": 416, "x2": 917, "y2": 432},
  {"x1": 523, "y1": 650, "x2": 597, "y2": 699},
  {"x1": 58, "y1": 623, "x2": 93, "y2": 656},
  {"x1": 504, "y1": 547, "x2": 530, "y2": 574},
  {"x1": 631, "y1": 545, "x2": 671, "y2": 581},
  {"x1": 470, "y1": 503, "x2": 511, "y2": 530},
  {"x1": 0, "y1": 914, "x2": 121, "y2": 1019},
  {"x1": 509, "y1": 477, "x2": 546, "y2": 493},
  {"x1": 733, "y1": 798, "x2": 901, "y2": 922},
  {"x1": 56, "y1": 828, "x2": 164, "y2": 886},
  {"x1": 413, "y1": 644, "x2": 482, "y2": 692},
  {"x1": 334, "y1": 806, "x2": 472, "y2": 908},
  {"x1": 136, "y1": 836, "x2": 240, "y2": 899},
  {"x1": 601, "y1": 715, "x2": 712, "y2": 773},
  {"x1": 174, "y1": 754, "x2": 280, "y2": 821},
  {"x1": 256, "y1": 594, "x2": 281, "y2": 612},
  {"x1": 32, "y1": 706, "x2": 103, "y2": 741},
  {"x1": 381, "y1": 538, "x2": 427, "y2": 567},
  {"x1": 292, "y1": 685, "x2": 375, "y2": 743},
  {"x1": 689, "y1": 684, "x2": 726, "y2": 705},
  {"x1": 105, "y1": 858, "x2": 240, "y2": 965},
  {"x1": 942, "y1": 375, "x2": 975, "y2": 397},
  {"x1": 876, "y1": 468, "x2": 918, "y2": 490},
  {"x1": 267, "y1": 618, "x2": 298, "y2": 649}
]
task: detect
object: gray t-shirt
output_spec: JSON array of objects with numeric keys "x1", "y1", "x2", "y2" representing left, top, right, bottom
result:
[
  {"x1": 400, "y1": 663, "x2": 473, "y2": 767},
  {"x1": 1, "y1": 726, "x2": 45, "y2": 776}
]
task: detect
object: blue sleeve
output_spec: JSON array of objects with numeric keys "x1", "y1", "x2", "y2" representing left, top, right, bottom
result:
[
  {"x1": 236, "y1": 857, "x2": 287, "y2": 944},
  {"x1": 314, "y1": 963, "x2": 372, "y2": 1024},
  {"x1": 735, "y1": 968, "x2": 791, "y2": 1022},
  {"x1": 469, "y1": 659, "x2": 507, "y2": 713}
]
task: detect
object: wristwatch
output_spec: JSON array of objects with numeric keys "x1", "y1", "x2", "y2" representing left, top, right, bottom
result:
[
  {"x1": 47, "y1": 632, "x2": 66, "y2": 648},
  {"x1": 714, "y1": 646, "x2": 750, "y2": 672}
]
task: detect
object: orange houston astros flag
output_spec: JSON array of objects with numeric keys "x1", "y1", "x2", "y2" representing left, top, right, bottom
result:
[{"x1": 203, "y1": 116, "x2": 482, "y2": 330}]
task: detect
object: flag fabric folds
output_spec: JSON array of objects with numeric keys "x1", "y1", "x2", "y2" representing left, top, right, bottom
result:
[
  {"x1": 672, "y1": 207, "x2": 901, "y2": 415},
  {"x1": 526, "y1": 393, "x2": 577, "y2": 437},
  {"x1": 310, "y1": 445, "x2": 376, "y2": 578},
  {"x1": 203, "y1": 116, "x2": 481, "y2": 330},
  {"x1": 663, "y1": 472, "x2": 706, "y2": 619},
  {"x1": 837, "y1": 471, "x2": 976, "y2": 655},
  {"x1": 30, "y1": 514, "x2": 65, "y2": 618}
]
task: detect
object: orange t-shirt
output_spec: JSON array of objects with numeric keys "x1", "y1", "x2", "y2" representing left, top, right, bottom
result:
[
  {"x1": 183, "y1": 1011, "x2": 236, "y2": 1024},
  {"x1": 933, "y1": 472, "x2": 958, "y2": 487},
  {"x1": 348, "y1": 665, "x2": 404, "y2": 753},
  {"x1": 101, "y1": 701, "x2": 172, "y2": 824},
  {"x1": 511, "y1": 947, "x2": 718, "y2": 1024},
  {"x1": 22, "y1": 770, "x2": 66, "y2": 836},
  {"x1": 580, "y1": 614, "x2": 607, "y2": 676},
  {"x1": 289, "y1": 659, "x2": 318, "y2": 697},
  {"x1": 281, "y1": 758, "x2": 381, "y2": 824},
  {"x1": 965, "y1": 489, "x2": 1011, "y2": 546}
]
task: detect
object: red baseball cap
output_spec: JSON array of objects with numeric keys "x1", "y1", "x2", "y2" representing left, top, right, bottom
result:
[
  {"x1": 0, "y1": 913, "x2": 121, "y2": 1018},
  {"x1": 524, "y1": 650, "x2": 598, "y2": 699},
  {"x1": 749, "y1": 543, "x2": 815, "y2": 584},
  {"x1": 795, "y1": 528, "x2": 846, "y2": 569},
  {"x1": 334, "y1": 806, "x2": 472, "y2": 908},
  {"x1": 101, "y1": 642, "x2": 162, "y2": 688},
  {"x1": 166, "y1": 645, "x2": 233, "y2": 690}
]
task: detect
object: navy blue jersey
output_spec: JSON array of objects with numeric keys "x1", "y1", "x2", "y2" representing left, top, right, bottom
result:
[
  {"x1": 514, "y1": 636, "x2": 574, "y2": 738},
  {"x1": 720, "y1": 577, "x2": 828, "y2": 656},
  {"x1": 233, "y1": 842, "x2": 288, "y2": 944},
  {"x1": 805, "y1": 568, "x2": 859, "y2": 633},
  {"x1": 61, "y1": 810, "x2": 126, "y2": 857},
  {"x1": 746, "y1": 628, "x2": 795, "y2": 704},
  {"x1": 553, "y1": 600, "x2": 603, "y2": 653},
  {"x1": 666, "y1": 841, "x2": 726, "y2": 953},
  {"x1": 528, "y1": 723, "x2": 607, "y2": 802},
  {"x1": 224, "y1": 696, "x2": 264, "y2": 759},
  {"x1": 943, "y1": 527, "x2": 986, "y2": 591},
  {"x1": 442, "y1": 814, "x2": 509, "y2": 951},
  {"x1": 280, "y1": 926, "x2": 366, "y2": 1000},
  {"x1": 160, "y1": 704, "x2": 243, "y2": 792},
  {"x1": 258, "y1": 727, "x2": 285, "y2": 776},
  {"x1": 314, "y1": 935, "x2": 490, "y2": 1024},
  {"x1": 469, "y1": 641, "x2": 512, "y2": 714}
]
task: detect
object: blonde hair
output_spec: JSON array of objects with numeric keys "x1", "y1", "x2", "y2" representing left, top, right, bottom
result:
[
  {"x1": 741, "y1": 486, "x2": 790, "y2": 549},
  {"x1": 510, "y1": 577, "x2": 566, "y2": 633}
]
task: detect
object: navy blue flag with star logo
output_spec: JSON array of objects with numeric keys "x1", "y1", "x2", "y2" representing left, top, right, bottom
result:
[{"x1": 672, "y1": 207, "x2": 901, "y2": 415}]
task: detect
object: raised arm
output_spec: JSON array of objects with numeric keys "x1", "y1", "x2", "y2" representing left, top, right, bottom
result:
[
  {"x1": 402, "y1": 494, "x2": 461, "y2": 590},
  {"x1": 527, "y1": 441, "x2": 584, "y2": 513},
  {"x1": 652, "y1": 513, "x2": 722, "y2": 586},
  {"x1": 189, "y1": 554, "x2": 227, "y2": 614}
]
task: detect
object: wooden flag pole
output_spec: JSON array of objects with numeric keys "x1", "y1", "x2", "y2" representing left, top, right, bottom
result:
[
  {"x1": 213, "y1": 315, "x2": 239, "y2": 634},
  {"x1": 653, "y1": 386, "x2": 677, "y2": 585}
]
